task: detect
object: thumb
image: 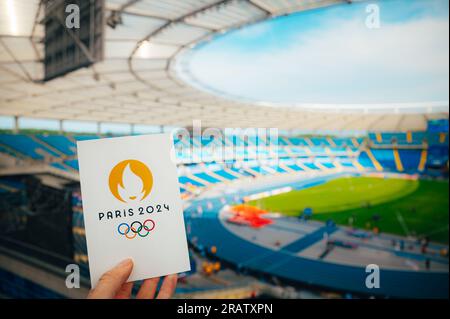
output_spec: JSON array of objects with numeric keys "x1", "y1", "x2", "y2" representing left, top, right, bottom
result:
[{"x1": 88, "y1": 258, "x2": 134, "y2": 299}]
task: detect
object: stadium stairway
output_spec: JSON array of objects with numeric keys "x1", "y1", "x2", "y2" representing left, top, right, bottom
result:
[
  {"x1": 244, "y1": 167, "x2": 265, "y2": 177},
  {"x1": 64, "y1": 159, "x2": 79, "y2": 171},
  {"x1": 30, "y1": 135, "x2": 65, "y2": 158},
  {"x1": 393, "y1": 148, "x2": 404, "y2": 172},
  {"x1": 352, "y1": 159, "x2": 365, "y2": 172},
  {"x1": 1, "y1": 132, "x2": 445, "y2": 193},
  {"x1": 314, "y1": 162, "x2": 331, "y2": 171},
  {"x1": 0, "y1": 180, "x2": 20, "y2": 193},
  {"x1": 287, "y1": 164, "x2": 304, "y2": 172},
  {"x1": 371, "y1": 149, "x2": 397, "y2": 171},
  {"x1": 37, "y1": 135, "x2": 76, "y2": 156},
  {"x1": 418, "y1": 149, "x2": 428, "y2": 172},
  {"x1": 332, "y1": 160, "x2": 343, "y2": 170},
  {"x1": 179, "y1": 176, "x2": 206, "y2": 188},
  {"x1": 407, "y1": 131, "x2": 412, "y2": 143},
  {"x1": 304, "y1": 138, "x2": 315, "y2": 147},
  {"x1": 282, "y1": 225, "x2": 338, "y2": 254},
  {"x1": 397, "y1": 149, "x2": 422, "y2": 172},
  {"x1": 193, "y1": 172, "x2": 221, "y2": 184},
  {"x1": 303, "y1": 162, "x2": 320, "y2": 171},
  {"x1": 364, "y1": 149, "x2": 383, "y2": 171},
  {"x1": 375, "y1": 132, "x2": 383, "y2": 144},
  {"x1": 326, "y1": 137, "x2": 337, "y2": 147},
  {"x1": 279, "y1": 163, "x2": 298, "y2": 173},
  {"x1": 439, "y1": 132, "x2": 448, "y2": 144},
  {"x1": 0, "y1": 144, "x2": 27, "y2": 160},
  {"x1": 296, "y1": 162, "x2": 312, "y2": 172},
  {"x1": 278, "y1": 137, "x2": 290, "y2": 146},
  {"x1": 0, "y1": 134, "x2": 60, "y2": 160},
  {"x1": 222, "y1": 168, "x2": 243, "y2": 179},
  {"x1": 303, "y1": 147, "x2": 313, "y2": 157},
  {"x1": 212, "y1": 169, "x2": 238, "y2": 181},
  {"x1": 263, "y1": 166, "x2": 281, "y2": 175},
  {"x1": 351, "y1": 138, "x2": 361, "y2": 148}
]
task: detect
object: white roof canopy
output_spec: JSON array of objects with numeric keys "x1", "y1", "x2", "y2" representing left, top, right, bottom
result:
[{"x1": 0, "y1": 0, "x2": 448, "y2": 131}]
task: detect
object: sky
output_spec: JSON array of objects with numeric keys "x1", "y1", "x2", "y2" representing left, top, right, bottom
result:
[{"x1": 180, "y1": 0, "x2": 449, "y2": 106}]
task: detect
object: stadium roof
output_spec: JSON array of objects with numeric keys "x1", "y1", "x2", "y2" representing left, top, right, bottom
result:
[{"x1": 0, "y1": 0, "x2": 448, "y2": 132}]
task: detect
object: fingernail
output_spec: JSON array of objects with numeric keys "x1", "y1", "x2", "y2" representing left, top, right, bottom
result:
[{"x1": 117, "y1": 258, "x2": 133, "y2": 268}]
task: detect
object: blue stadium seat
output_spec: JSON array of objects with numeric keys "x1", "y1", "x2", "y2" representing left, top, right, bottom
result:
[
  {"x1": 412, "y1": 132, "x2": 426, "y2": 144},
  {"x1": 309, "y1": 147, "x2": 326, "y2": 155},
  {"x1": 0, "y1": 179, "x2": 24, "y2": 191},
  {"x1": 38, "y1": 135, "x2": 76, "y2": 155},
  {"x1": 340, "y1": 161, "x2": 356, "y2": 168},
  {"x1": 310, "y1": 137, "x2": 330, "y2": 146},
  {"x1": 358, "y1": 152, "x2": 376, "y2": 169},
  {"x1": 50, "y1": 162, "x2": 68, "y2": 171},
  {"x1": 320, "y1": 162, "x2": 335, "y2": 169},
  {"x1": 371, "y1": 149, "x2": 396, "y2": 170},
  {"x1": 0, "y1": 134, "x2": 60, "y2": 159},
  {"x1": 214, "y1": 170, "x2": 238, "y2": 181},
  {"x1": 288, "y1": 137, "x2": 308, "y2": 146},
  {"x1": 398, "y1": 150, "x2": 422, "y2": 171},
  {"x1": 64, "y1": 159, "x2": 79, "y2": 170},
  {"x1": 287, "y1": 164, "x2": 304, "y2": 171},
  {"x1": 250, "y1": 166, "x2": 271, "y2": 175},
  {"x1": 278, "y1": 137, "x2": 288, "y2": 146},
  {"x1": 427, "y1": 145, "x2": 449, "y2": 166},
  {"x1": 73, "y1": 135, "x2": 100, "y2": 141},
  {"x1": 333, "y1": 138, "x2": 352, "y2": 147},
  {"x1": 179, "y1": 176, "x2": 205, "y2": 187},
  {"x1": 289, "y1": 147, "x2": 308, "y2": 156},
  {"x1": 277, "y1": 148, "x2": 289, "y2": 157},
  {"x1": 303, "y1": 162, "x2": 319, "y2": 170},
  {"x1": 271, "y1": 166, "x2": 287, "y2": 173},
  {"x1": 194, "y1": 172, "x2": 221, "y2": 184},
  {"x1": 230, "y1": 167, "x2": 253, "y2": 177},
  {"x1": 0, "y1": 145, "x2": 18, "y2": 158}
]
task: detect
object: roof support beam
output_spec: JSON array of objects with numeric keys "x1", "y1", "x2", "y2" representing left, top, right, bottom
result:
[
  {"x1": 13, "y1": 115, "x2": 19, "y2": 134},
  {"x1": 247, "y1": 0, "x2": 273, "y2": 15}
]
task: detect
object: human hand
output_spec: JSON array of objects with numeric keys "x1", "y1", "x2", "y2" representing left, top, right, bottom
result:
[{"x1": 87, "y1": 258, "x2": 178, "y2": 299}]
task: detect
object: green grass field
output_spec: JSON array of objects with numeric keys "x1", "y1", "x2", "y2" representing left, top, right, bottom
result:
[{"x1": 247, "y1": 176, "x2": 449, "y2": 243}]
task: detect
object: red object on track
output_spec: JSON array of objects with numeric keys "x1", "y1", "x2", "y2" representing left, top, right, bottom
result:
[{"x1": 227, "y1": 205, "x2": 273, "y2": 228}]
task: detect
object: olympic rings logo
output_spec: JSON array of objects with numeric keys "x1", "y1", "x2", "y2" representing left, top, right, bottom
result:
[{"x1": 117, "y1": 219, "x2": 155, "y2": 239}]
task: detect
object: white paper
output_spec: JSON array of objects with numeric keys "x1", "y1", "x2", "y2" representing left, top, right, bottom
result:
[{"x1": 77, "y1": 134, "x2": 190, "y2": 288}]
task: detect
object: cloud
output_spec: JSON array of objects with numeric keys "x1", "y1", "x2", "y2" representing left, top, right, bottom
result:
[
  {"x1": 185, "y1": 14, "x2": 449, "y2": 105},
  {"x1": 232, "y1": 22, "x2": 272, "y2": 39}
]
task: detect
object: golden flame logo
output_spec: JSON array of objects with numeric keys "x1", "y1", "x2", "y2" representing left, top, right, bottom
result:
[{"x1": 108, "y1": 159, "x2": 153, "y2": 203}]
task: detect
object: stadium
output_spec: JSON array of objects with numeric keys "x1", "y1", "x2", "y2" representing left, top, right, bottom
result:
[{"x1": 0, "y1": 0, "x2": 448, "y2": 299}]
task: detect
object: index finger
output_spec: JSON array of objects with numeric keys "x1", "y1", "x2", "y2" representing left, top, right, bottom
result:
[
  {"x1": 156, "y1": 274, "x2": 178, "y2": 299},
  {"x1": 87, "y1": 258, "x2": 134, "y2": 299}
]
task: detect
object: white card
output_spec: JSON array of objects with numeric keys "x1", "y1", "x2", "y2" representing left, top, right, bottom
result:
[{"x1": 77, "y1": 134, "x2": 190, "y2": 288}]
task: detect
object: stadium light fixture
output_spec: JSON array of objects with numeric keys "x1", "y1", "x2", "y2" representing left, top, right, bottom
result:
[
  {"x1": 106, "y1": 10, "x2": 122, "y2": 29},
  {"x1": 6, "y1": 0, "x2": 18, "y2": 36}
]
